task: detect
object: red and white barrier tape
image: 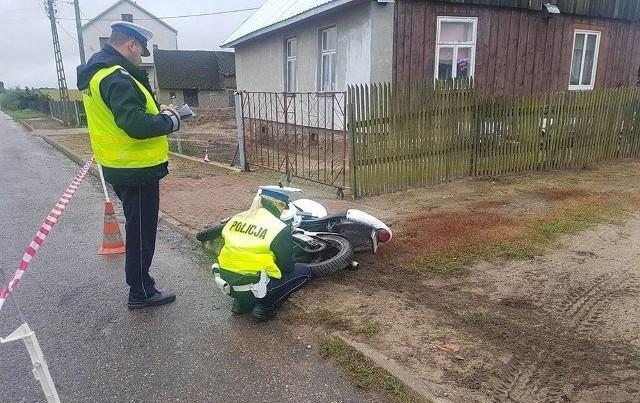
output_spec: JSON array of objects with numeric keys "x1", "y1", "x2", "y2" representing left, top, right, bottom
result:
[{"x1": 0, "y1": 157, "x2": 94, "y2": 312}]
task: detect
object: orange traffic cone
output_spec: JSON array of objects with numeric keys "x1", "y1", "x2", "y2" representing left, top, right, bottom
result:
[
  {"x1": 203, "y1": 148, "x2": 210, "y2": 163},
  {"x1": 98, "y1": 201, "x2": 126, "y2": 255}
]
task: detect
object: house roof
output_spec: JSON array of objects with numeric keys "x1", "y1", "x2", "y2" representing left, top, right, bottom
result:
[
  {"x1": 82, "y1": 0, "x2": 178, "y2": 33},
  {"x1": 154, "y1": 50, "x2": 235, "y2": 90},
  {"x1": 215, "y1": 52, "x2": 236, "y2": 76},
  {"x1": 221, "y1": 0, "x2": 354, "y2": 48}
]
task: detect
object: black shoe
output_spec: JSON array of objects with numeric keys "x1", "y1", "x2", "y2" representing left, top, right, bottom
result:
[
  {"x1": 128, "y1": 291, "x2": 176, "y2": 310},
  {"x1": 250, "y1": 304, "x2": 276, "y2": 322},
  {"x1": 231, "y1": 299, "x2": 255, "y2": 314}
]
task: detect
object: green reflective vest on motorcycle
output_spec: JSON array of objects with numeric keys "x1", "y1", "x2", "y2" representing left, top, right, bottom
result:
[
  {"x1": 83, "y1": 65, "x2": 168, "y2": 168},
  {"x1": 218, "y1": 208, "x2": 287, "y2": 279}
]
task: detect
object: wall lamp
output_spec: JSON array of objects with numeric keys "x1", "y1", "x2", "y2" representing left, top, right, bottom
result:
[{"x1": 542, "y1": 3, "x2": 561, "y2": 18}]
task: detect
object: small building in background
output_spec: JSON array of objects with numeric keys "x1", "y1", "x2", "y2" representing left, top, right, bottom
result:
[
  {"x1": 153, "y1": 50, "x2": 236, "y2": 108},
  {"x1": 81, "y1": 0, "x2": 178, "y2": 92}
]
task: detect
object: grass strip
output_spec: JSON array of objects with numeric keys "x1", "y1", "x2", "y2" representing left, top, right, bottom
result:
[
  {"x1": 4, "y1": 109, "x2": 47, "y2": 120},
  {"x1": 318, "y1": 336, "x2": 428, "y2": 403},
  {"x1": 412, "y1": 194, "x2": 637, "y2": 276}
]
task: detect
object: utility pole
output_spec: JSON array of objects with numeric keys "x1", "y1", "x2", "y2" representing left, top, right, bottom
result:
[
  {"x1": 46, "y1": 0, "x2": 71, "y2": 124},
  {"x1": 73, "y1": 0, "x2": 86, "y2": 65}
]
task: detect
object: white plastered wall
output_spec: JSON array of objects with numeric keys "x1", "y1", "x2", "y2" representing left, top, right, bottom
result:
[{"x1": 234, "y1": 2, "x2": 393, "y2": 92}]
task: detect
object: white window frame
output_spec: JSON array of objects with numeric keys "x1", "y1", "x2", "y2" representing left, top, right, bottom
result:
[
  {"x1": 319, "y1": 26, "x2": 337, "y2": 92},
  {"x1": 434, "y1": 16, "x2": 477, "y2": 81},
  {"x1": 285, "y1": 37, "x2": 297, "y2": 92},
  {"x1": 569, "y1": 29, "x2": 601, "y2": 91}
]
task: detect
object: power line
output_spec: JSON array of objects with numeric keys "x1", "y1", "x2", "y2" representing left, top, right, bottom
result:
[
  {"x1": 61, "y1": 6, "x2": 260, "y2": 21},
  {"x1": 53, "y1": 0, "x2": 78, "y2": 43},
  {"x1": 0, "y1": 6, "x2": 259, "y2": 22},
  {"x1": 76, "y1": 4, "x2": 110, "y2": 37},
  {"x1": 57, "y1": 19, "x2": 78, "y2": 43}
]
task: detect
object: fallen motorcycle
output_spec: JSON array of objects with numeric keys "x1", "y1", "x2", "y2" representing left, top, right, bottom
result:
[
  {"x1": 269, "y1": 185, "x2": 393, "y2": 254},
  {"x1": 197, "y1": 222, "x2": 355, "y2": 278},
  {"x1": 196, "y1": 186, "x2": 391, "y2": 277},
  {"x1": 196, "y1": 188, "x2": 358, "y2": 277}
]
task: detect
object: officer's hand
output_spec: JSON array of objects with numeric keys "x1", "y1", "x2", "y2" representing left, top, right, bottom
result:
[
  {"x1": 160, "y1": 104, "x2": 181, "y2": 133},
  {"x1": 160, "y1": 104, "x2": 178, "y2": 113}
]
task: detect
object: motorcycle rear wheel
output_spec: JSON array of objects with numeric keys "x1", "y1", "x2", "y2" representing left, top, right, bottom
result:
[{"x1": 299, "y1": 234, "x2": 354, "y2": 278}]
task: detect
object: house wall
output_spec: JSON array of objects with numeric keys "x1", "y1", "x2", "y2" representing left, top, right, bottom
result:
[
  {"x1": 156, "y1": 89, "x2": 230, "y2": 108},
  {"x1": 234, "y1": 2, "x2": 394, "y2": 92},
  {"x1": 223, "y1": 76, "x2": 237, "y2": 89},
  {"x1": 82, "y1": 3, "x2": 178, "y2": 64},
  {"x1": 371, "y1": 3, "x2": 395, "y2": 84},
  {"x1": 394, "y1": 1, "x2": 640, "y2": 95}
]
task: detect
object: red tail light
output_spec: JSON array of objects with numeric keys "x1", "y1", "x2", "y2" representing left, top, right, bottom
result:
[{"x1": 376, "y1": 229, "x2": 391, "y2": 243}]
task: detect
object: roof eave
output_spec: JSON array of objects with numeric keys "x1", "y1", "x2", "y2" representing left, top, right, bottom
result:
[{"x1": 221, "y1": 0, "x2": 354, "y2": 48}]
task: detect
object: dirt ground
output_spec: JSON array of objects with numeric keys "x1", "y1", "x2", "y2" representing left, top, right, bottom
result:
[
  {"x1": 170, "y1": 107, "x2": 239, "y2": 165},
  {"x1": 27, "y1": 116, "x2": 640, "y2": 402},
  {"x1": 284, "y1": 165, "x2": 640, "y2": 403}
]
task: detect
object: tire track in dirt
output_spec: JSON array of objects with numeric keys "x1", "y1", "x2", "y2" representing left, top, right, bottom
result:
[
  {"x1": 343, "y1": 261, "x2": 639, "y2": 402},
  {"x1": 485, "y1": 227, "x2": 640, "y2": 402},
  {"x1": 300, "y1": 216, "x2": 640, "y2": 402},
  {"x1": 491, "y1": 357, "x2": 527, "y2": 402},
  {"x1": 488, "y1": 353, "x2": 569, "y2": 403},
  {"x1": 556, "y1": 270, "x2": 640, "y2": 338}
]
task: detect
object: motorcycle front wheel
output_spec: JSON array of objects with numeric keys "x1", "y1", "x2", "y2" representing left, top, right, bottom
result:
[{"x1": 297, "y1": 234, "x2": 354, "y2": 278}]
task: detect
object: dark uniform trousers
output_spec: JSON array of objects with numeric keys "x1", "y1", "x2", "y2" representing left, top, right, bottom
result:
[
  {"x1": 230, "y1": 263, "x2": 312, "y2": 309},
  {"x1": 260, "y1": 263, "x2": 312, "y2": 308},
  {"x1": 113, "y1": 180, "x2": 160, "y2": 299}
]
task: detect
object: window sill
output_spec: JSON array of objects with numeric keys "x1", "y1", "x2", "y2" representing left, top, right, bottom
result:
[{"x1": 568, "y1": 85, "x2": 595, "y2": 91}]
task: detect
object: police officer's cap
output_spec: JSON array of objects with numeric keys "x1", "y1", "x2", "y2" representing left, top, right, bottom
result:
[
  {"x1": 260, "y1": 189, "x2": 290, "y2": 202},
  {"x1": 110, "y1": 21, "x2": 154, "y2": 57}
]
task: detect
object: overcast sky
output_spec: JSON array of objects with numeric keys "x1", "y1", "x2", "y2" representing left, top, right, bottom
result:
[{"x1": 0, "y1": 0, "x2": 268, "y2": 89}]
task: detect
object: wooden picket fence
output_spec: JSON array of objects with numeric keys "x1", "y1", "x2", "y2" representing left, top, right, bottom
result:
[{"x1": 348, "y1": 80, "x2": 640, "y2": 198}]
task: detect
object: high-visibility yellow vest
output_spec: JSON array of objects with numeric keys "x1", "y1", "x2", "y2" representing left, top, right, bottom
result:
[
  {"x1": 83, "y1": 65, "x2": 168, "y2": 168},
  {"x1": 218, "y1": 208, "x2": 287, "y2": 279}
]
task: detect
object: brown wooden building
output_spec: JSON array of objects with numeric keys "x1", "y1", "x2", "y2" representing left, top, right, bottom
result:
[{"x1": 394, "y1": 0, "x2": 640, "y2": 95}]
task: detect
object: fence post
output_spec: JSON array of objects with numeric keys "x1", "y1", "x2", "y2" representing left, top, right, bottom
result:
[
  {"x1": 347, "y1": 87, "x2": 355, "y2": 197},
  {"x1": 283, "y1": 92, "x2": 290, "y2": 180},
  {"x1": 73, "y1": 101, "x2": 80, "y2": 127},
  {"x1": 234, "y1": 91, "x2": 247, "y2": 171},
  {"x1": 61, "y1": 100, "x2": 69, "y2": 126}
]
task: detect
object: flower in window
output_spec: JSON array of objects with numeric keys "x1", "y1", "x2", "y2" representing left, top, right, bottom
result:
[{"x1": 457, "y1": 57, "x2": 469, "y2": 73}]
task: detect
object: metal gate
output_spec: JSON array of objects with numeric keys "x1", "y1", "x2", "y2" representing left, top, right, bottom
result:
[{"x1": 237, "y1": 91, "x2": 347, "y2": 193}]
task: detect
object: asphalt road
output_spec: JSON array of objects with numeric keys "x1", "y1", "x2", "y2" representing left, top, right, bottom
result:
[{"x1": 0, "y1": 113, "x2": 377, "y2": 402}]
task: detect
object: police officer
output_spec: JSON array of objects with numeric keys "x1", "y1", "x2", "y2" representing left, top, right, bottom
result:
[
  {"x1": 217, "y1": 189, "x2": 312, "y2": 321},
  {"x1": 77, "y1": 21, "x2": 181, "y2": 309}
]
